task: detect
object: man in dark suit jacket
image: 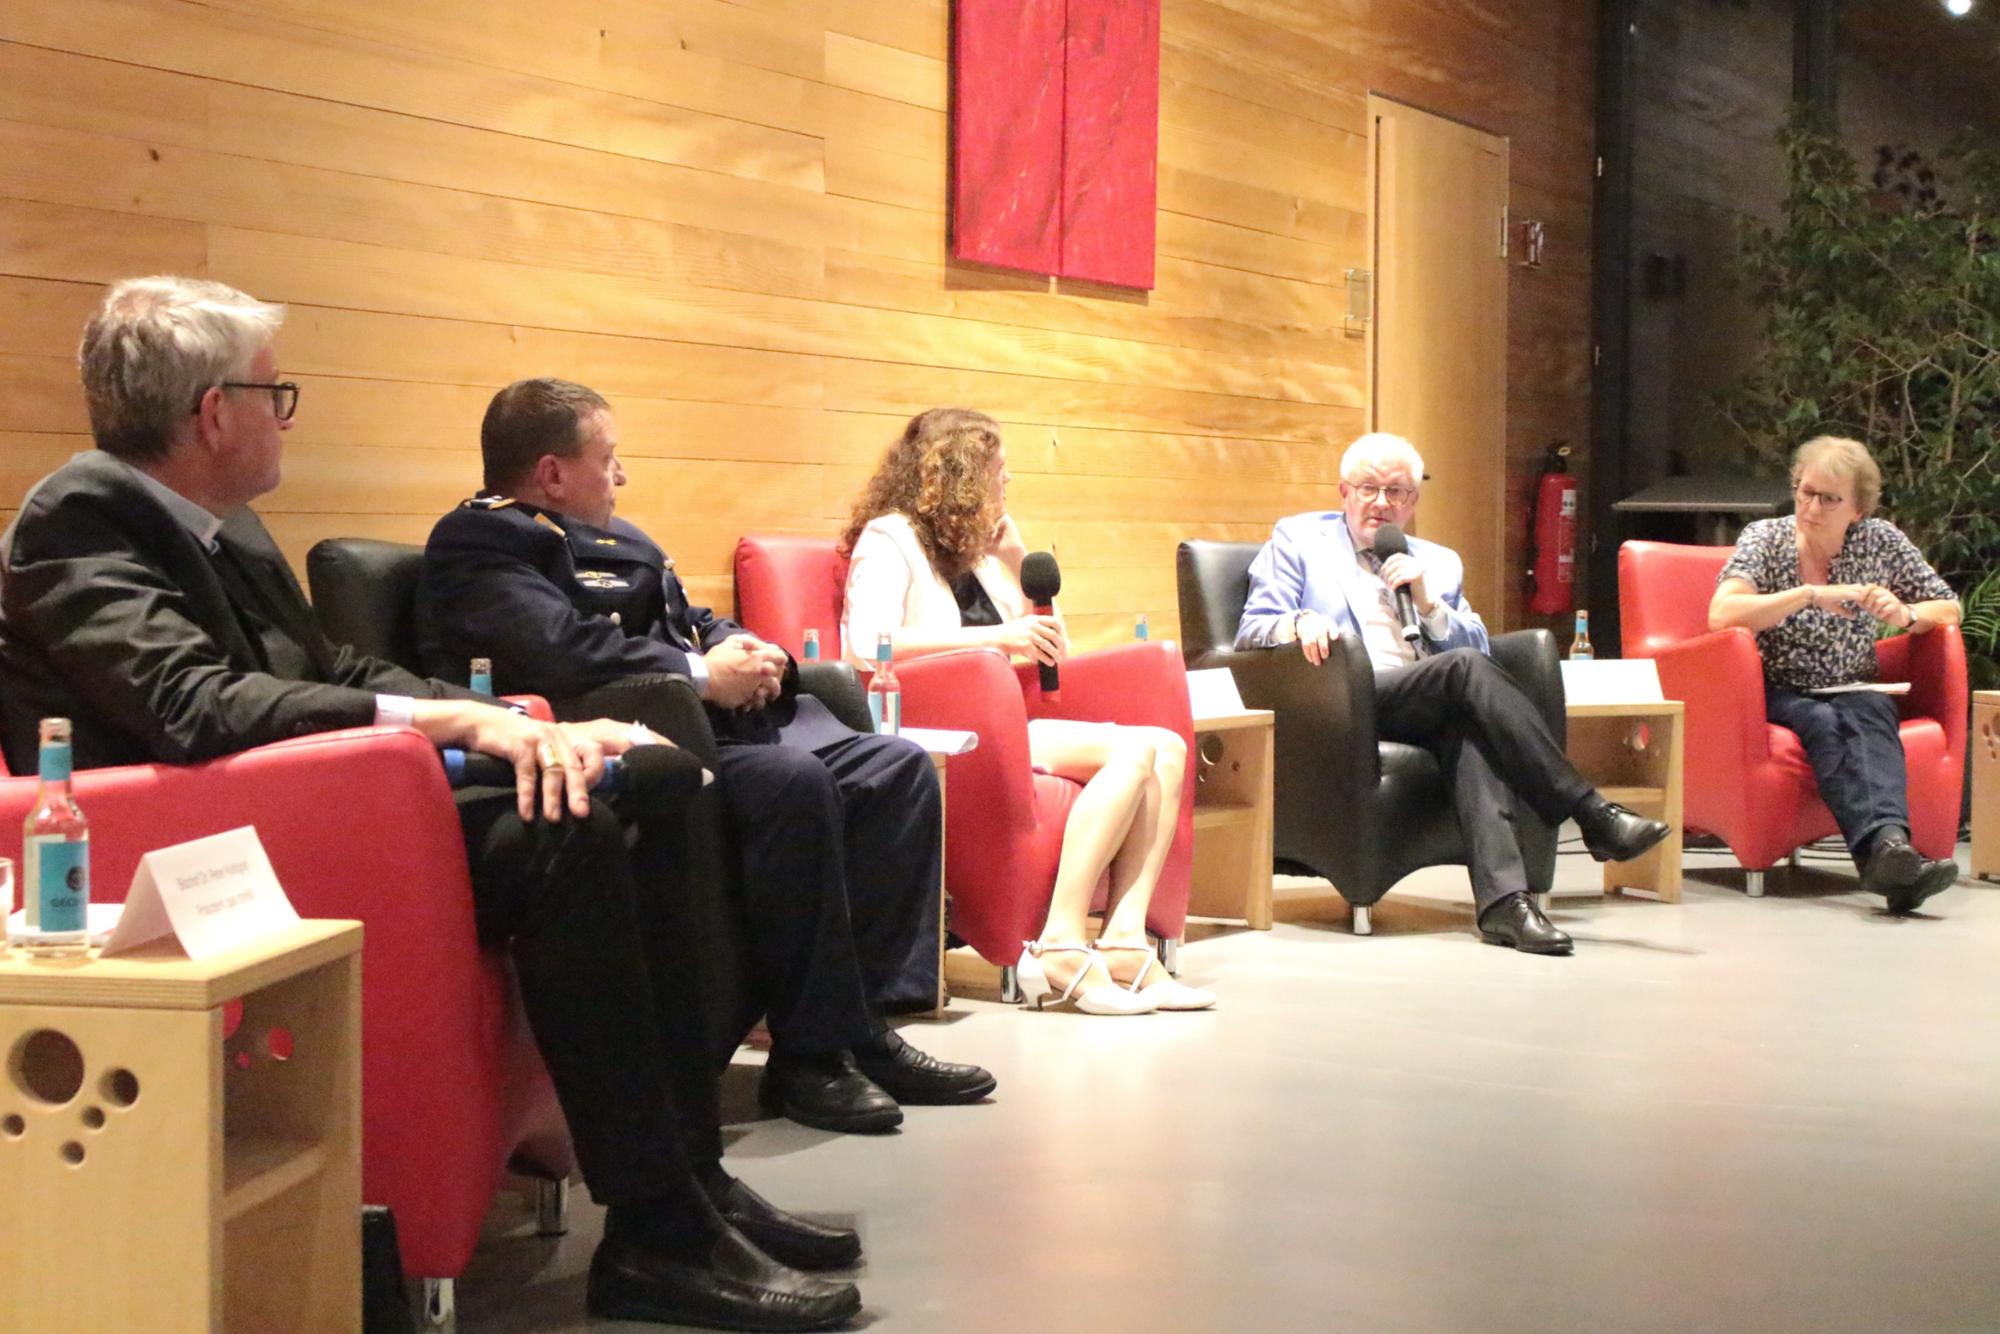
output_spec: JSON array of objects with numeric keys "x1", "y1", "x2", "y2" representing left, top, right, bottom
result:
[
  {"x1": 417, "y1": 378, "x2": 995, "y2": 1135},
  {"x1": 0, "y1": 277, "x2": 861, "y2": 1332}
]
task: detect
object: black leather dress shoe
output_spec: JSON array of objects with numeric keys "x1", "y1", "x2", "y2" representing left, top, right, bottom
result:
[
  {"x1": 587, "y1": 1228, "x2": 861, "y2": 1332},
  {"x1": 712, "y1": 1175, "x2": 861, "y2": 1271},
  {"x1": 851, "y1": 1030, "x2": 996, "y2": 1105},
  {"x1": 1478, "y1": 892, "x2": 1573, "y2": 955},
  {"x1": 1577, "y1": 800, "x2": 1673, "y2": 863},
  {"x1": 1887, "y1": 855, "x2": 1959, "y2": 915},
  {"x1": 759, "y1": 1051, "x2": 903, "y2": 1135},
  {"x1": 1859, "y1": 834, "x2": 1925, "y2": 900}
]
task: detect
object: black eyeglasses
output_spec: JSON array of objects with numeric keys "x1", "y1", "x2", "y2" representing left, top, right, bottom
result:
[{"x1": 199, "y1": 381, "x2": 301, "y2": 421}]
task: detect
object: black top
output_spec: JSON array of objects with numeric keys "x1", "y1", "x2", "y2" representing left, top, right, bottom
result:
[{"x1": 952, "y1": 570, "x2": 1003, "y2": 628}]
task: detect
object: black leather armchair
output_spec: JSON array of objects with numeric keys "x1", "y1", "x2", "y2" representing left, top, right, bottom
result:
[
  {"x1": 1175, "y1": 539, "x2": 1564, "y2": 934},
  {"x1": 303, "y1": 537, "x2": 873, "y2": 727}
]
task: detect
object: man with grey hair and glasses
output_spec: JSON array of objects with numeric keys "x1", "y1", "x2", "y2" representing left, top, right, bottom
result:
[
  {"x1": 0, "y1": 276, "x2": 862, "y2": 1331},
  {"x1": 1235, "y1": 432, "x2": 1671, "y2": 955}
]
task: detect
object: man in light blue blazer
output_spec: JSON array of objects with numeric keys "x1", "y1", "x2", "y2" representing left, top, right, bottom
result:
[{"x1": 1237, "y1": 433, "x2": 1669, "y2": 954}]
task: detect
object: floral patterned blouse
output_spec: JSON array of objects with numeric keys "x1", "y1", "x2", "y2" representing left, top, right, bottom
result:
[{"x1": 1717, "y1": 515, "x2": 1955, "y2": 692}]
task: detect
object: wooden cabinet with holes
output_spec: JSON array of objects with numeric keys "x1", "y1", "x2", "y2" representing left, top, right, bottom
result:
[
  {"x1": 1188, "y1": 709, "x2": 1276, "y2": 928},
  {"x1": 1974, "y1": 692, "x2": 2000, "y2": 881},
  {"x1": 0, "y1": 920, "x2": 361, "y2": 1332},
  {"x1": 1563, "y1": 701, "x2": 1686, "y2": 901}
]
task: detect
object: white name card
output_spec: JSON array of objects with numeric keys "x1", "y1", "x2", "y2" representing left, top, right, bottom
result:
[
  {"x1": 1186, "y1": 667, "x2": 1246, "y2": 719},
  {"x1": 100, "y1": 826, "x2": 300, "y2": 960},
  {"x1": 900, "y1": 727, "x2": 980, "y2": 757},
  {"x1": 1559, "y1": 658, "x2": 1665, "y2": 707}
]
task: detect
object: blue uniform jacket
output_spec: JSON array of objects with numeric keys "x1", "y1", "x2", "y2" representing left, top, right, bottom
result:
[
  {"x1": 418, "y1": 495, "x2": 762, "y2": 702},
  {"x1": 1234, "y1": 511, "x2": 1489, "y2": 656}
]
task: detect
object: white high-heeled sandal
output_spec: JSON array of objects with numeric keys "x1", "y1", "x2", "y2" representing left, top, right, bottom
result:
[
  {"x1": 1095, "y1": 943, "x2": 1218, "y2": 1011},
  {"x1": 1014, "y1": 942, "x2": 1157, "y2": 1015}
]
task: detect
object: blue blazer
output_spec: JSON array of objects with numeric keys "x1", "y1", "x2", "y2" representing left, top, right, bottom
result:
[{"x1": 1234, "y1": 511, "x2": 1489, "y2": 656}]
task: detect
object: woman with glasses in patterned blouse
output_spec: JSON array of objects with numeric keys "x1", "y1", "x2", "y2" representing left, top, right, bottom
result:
[{"x1": 1708, "y1": 435, "x2": 1962, "y2": 912}]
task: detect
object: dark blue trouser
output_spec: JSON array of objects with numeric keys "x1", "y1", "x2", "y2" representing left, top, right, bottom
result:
[
  {"x1": 1766, "y1": 687, "x2": 1910, "y2": 868},
  {"x1": 716, "y1": 727, "x2": 942, "y2": 1053}
]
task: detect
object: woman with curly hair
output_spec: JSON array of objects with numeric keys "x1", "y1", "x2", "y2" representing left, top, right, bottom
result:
[{"x1": 839, "y1": 408, "x2": 1214, "y2": 1015}]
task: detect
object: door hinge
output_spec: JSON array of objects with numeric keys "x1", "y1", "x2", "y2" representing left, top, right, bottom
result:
[
  {"x1": 1596, "y1": 154, "x2": 1605, "y2": 179},
  {"x1": 1593, "y1": 344, "x2": 1602, "y2": 366},
  {"x1": 1500, "y1": 205, "x2": 1509, "y2": 258}
]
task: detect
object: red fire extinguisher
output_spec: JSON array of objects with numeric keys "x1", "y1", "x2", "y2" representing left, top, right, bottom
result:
[{"x1": 1527, "y1": 442, "x2": 1577, "y2": 616}]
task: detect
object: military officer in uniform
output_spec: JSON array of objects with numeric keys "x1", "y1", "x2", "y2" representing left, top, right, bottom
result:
[{"x1": 418, "y1": 377, "x2": 995, "y2": 1135}]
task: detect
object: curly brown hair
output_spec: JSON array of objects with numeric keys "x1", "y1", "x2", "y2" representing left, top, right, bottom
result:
[{"x1": 839, "y1": 408, "x2": 1005, "y2": 581}]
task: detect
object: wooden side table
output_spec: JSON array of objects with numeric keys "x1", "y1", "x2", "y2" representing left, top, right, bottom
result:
[
  {"x1": 0, "y1": 919, "x2": 362, "y2": 1332},
  {"x1": 1188, "y1": 709, "x2": 1276, "y2": 929},
  {"x1": 1974, "y1": 691, "x2": 1999, "y2": 881},
  {"x1": 1564, "y1": 701, "x2": 1685, "y2": 901}
]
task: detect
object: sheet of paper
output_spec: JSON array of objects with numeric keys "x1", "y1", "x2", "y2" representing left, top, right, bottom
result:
[
  {"x1": 100, "y1": 826, "x2": 300, "y2": 960},
  {"x1": 1805, "y1": 681, "x2": 1910, "y2": 696}
]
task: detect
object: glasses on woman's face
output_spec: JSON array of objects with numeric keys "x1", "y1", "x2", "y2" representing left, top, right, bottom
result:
[
  {"x1": 197, "y1": 381, "x2": 301, "y2": 422},
  {"x1": 1794, "y1": 484, "x2": 1846, "y2": 511},
  {"x1": 1349, "y1": 481, "x2": 1416, "y2": 506}
]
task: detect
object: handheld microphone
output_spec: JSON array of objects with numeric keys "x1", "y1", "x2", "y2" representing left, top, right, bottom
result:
[
  {"x1": 441, "y1": 743, "x2": 711, "y2": 820},
  {"x1": 1018, "y1": 551, "x2": 1063, "y2": 696},
  {"x1": 1372, "y1": 522, "x2": 1422, "y2": 645}
]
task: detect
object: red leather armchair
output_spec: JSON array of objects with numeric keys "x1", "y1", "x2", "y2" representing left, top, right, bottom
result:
[
  {"x1": 732, "y1": 535, "x2": 1196, "y2": 972},
  {"x1": 1619, "y1": 540, "x2": 1967, "y2": 893},
  {"x1": 0, "y1": 725, "x2": 573, "y2": 1304}
]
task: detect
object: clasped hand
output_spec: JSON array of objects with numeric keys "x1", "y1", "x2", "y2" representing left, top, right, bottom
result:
[
  {"x1": 999, "y1": 614, "x2": 1065, "y2": 666},
  {"x1": 460, "y1": 710, "x2": 660, "y2": 824},
  {"x1": 703, "y1": 632, "x2": 786, "y2": 710},
  {"x1": 1812, "y1": 582, "x2": 1908, "y2": 626}
]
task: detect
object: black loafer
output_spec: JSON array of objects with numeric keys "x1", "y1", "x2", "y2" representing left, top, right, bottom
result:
[
  {"x1": 1478, "y1": 892, "x2": 1573, "y2": 956},
  {"x1": 1577, "y1": 800, "x2": 1673, "y2": 863},
  {"x1": 851, "y1": 1030, "x2": 996, "y2": 1105},
  {"x1": 1887, "y1": 856, "x2": 1959, "y2": 915},
  {"x1": 586, "y1": 1228, "x2": 861, "y2": 1332},
  {"x1": 713, "y1": 1175, "x2": 861, "y2": 1271},
  {"x1": 1859, "y1": 835, "x2": 1925, "y2": 900},
  {"x1": 759, "y1": 1051, "x2": 903, "y2": 1135}
]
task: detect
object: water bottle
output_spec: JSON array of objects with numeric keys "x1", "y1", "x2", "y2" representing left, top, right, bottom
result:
[
  {"x1": 802, "y1": 628, "x2": 820, "y2": 661},
  {"x1": 867, "y1": 632, "x2": 901, "y2": 736},
  {"x1": 21, "y1": 717, "x2": 89, "y2": 957},
  {"x1": 1134, "y1": 613, "x2": 1149, "y2": 641},
  {"x1": 468, "y1": 657, "x2": 493, "y2": 695},
  {"x1": 1568, "y1": 610, "x2": 1595, "y2": 661}
]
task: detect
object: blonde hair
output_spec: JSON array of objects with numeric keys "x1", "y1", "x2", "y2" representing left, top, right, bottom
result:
[
  {"x1": 1792, "y1": 435, "x2": 1882, "y2": 515},
  {"x1": 1340, "y1": 432, "x2": 1425, "y2": 487},
  {"x1": 840, "y1": 408, "x2": 1006, "y2": 581}
]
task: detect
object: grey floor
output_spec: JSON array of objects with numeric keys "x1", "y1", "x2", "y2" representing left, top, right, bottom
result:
[{"x1": 453, "y1": 839, "x2": 2000, "y2": 1334}]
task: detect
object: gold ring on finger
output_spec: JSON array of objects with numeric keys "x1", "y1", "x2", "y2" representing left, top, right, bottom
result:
[{"x1": 536, "y1": 741, "x2": 562, "y2": 769}]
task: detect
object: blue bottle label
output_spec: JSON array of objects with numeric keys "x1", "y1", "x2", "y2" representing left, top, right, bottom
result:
[
  {"x1": 30, "y1": 837, "x2": 87, "y2": 934},
  {"x1": 469, "y1": 672, "x2": 493, "y2": 695},
  {"x1": 38, "y1": 741, "x2": 71, "y2": 783},
  {"x1": 868, "y1": 691, "x2": 900, "y2": 735}
]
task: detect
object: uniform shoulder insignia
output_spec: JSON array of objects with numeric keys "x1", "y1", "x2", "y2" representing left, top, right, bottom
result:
[
  {"x1": 533, "y1": 512, "x2": 567, "y2": 537},
  {"x1": 461, "y1": 495, "x2": 516, "y2": 510},
  {"x1": 595, "y1": 538, "x2": 619, "y2": 545}
]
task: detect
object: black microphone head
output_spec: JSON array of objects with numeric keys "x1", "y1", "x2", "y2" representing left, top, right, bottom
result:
[
  {"x1": 1372, "y1": 522, "x2": 1410, "y2": 559},
  {"x1": 1019, "y1": 551, "x2": 1062, "y2": 603}
]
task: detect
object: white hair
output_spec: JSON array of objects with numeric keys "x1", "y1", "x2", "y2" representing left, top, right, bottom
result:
[
  {"x1": 78, "y1": 276, "x2": 286, "y2": 462},
  {"x1": 1340, "y1": 432, "x2": 1425, "y2": 486}
]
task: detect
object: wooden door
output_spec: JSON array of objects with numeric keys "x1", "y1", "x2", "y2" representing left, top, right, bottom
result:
[{"x1": 1368, "y1": 96, "x2": 1510, "y2": 625}]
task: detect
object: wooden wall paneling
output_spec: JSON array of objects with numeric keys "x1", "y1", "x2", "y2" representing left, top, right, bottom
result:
[{"x1": 0, "y1": 0, "x2": 1596, "y2": 646}]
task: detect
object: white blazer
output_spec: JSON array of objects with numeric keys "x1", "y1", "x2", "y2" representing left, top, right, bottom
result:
[{"x1": 841, "y1": 512, "x2": 1045, "y2": 668}]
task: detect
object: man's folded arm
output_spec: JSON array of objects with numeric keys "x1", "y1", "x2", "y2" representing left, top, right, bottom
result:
[{"x1": 423, "y1": 545, "x2": 697, "y2": 698}]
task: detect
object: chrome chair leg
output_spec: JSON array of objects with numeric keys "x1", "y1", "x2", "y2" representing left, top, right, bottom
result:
[
  {"x1": 1352, "y1": 903, "x2": 1373, "y2": 936},
  {"x1": 534, "y1": 1178, "x2": 569, "y2": 1236},
  {"x1": 421, "y1": 1277, "x2": 455, "y2": 1328},
  {"x1": 1156, "y1": 937, "x2": 1181, "y2": 976},
  {"x1": 1746, "y1": 870, "x2": 1766, "y2": 898},
  {"x1": 999, "y1": 964, "x2": 1022, "y2": 1004}
]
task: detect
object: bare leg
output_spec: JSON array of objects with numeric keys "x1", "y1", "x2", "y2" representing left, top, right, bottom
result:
[
  {"x1": 1098, "y1": 730, "x2": 1187, "y2": 988},
  {"x1": 1027, "y1": 721, "x2": 1152, "y2": 997}
]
